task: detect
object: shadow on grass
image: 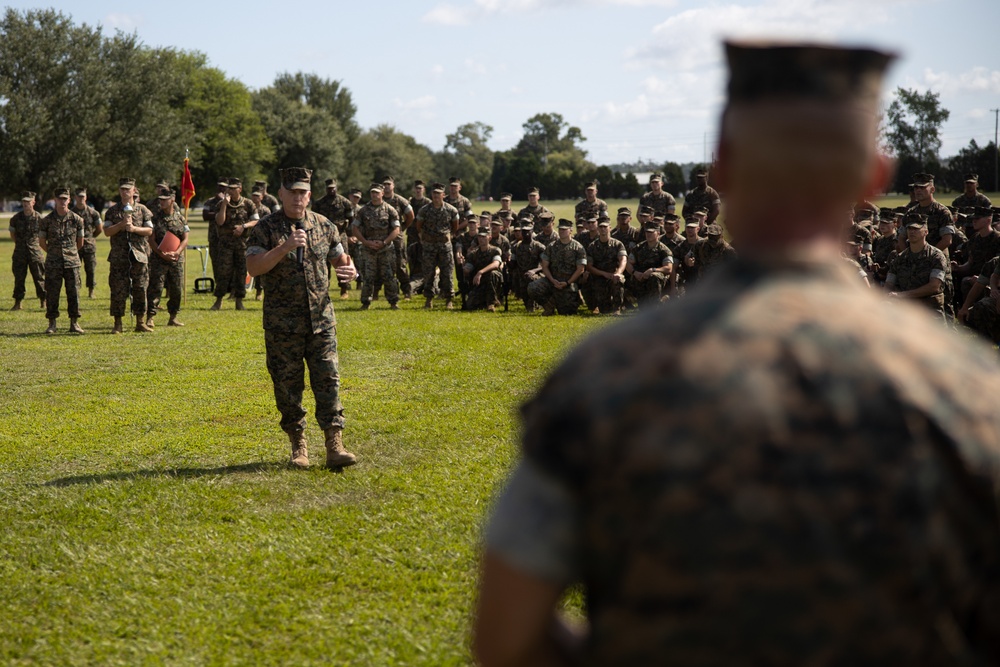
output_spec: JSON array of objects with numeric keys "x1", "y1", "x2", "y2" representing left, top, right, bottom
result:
[{"x1": 43, "y1": 461, "x2": 289, "y2": 487}]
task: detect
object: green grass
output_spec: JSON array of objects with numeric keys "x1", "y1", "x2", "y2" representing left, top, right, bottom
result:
[{"x1": 0, "y1": 216, "x2": 609, "y2": 665}]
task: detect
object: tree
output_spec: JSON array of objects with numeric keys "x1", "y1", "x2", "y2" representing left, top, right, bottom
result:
[
  {"x1": 496, "y1": 113, "x2": 594, "y2": 199},
  {"x1": 345, "y1": 125, "x2": 434, "y2": 196},
  {"x1": 660, "y1": 162, "x2": 686, "y2": 197},
  {"x1": 434, "y1": 122, "x2": 494, "y2": 198},
  {"x1": 886, "y1": 87, "x2": 950, "y2": 191},
  {"x1": 270, "y1": 72, "x2": 359, "y2": 142},
  {"x1": 942, "y1": 139, "x2": 998, "y2": 193}
]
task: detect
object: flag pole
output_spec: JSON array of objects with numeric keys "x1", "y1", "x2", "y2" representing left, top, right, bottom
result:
[{"x1": 182, "y1": 147, "x2": 192, "y2": 306}]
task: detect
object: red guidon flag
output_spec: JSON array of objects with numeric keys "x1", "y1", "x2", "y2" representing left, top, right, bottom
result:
[{"x1": 181, "y1": 157, "x2": 196, "y2": 210}]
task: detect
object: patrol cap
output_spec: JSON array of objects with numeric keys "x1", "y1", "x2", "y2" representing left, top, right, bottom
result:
[
  {"x1": 652, "y1": 215, "x2": 665, "y2": 223},
  {"x1": 855, "y1": 208, "x2": 875, "y2": 220},
  {"x1": 158, "y1": 189, "x2": 175, "y2": 200},
  {"x1": 973, "y1": 206, "x2": 993, "y2": 219},
  {"x1": 518, "y1": 216, "x2": 534, "y2": 227},
  {"x1": 597, "y1": 217, "x2": 611, "y2": 227},
  {"x1": 480, "y1": 210, "x2": 492, "y2": 220},
  {"x1": 500, "y1": 192, "x2": 512, "y2": 200},
  {"x1": 382, "y1": 176, "x2": 394, "y2": 184},
  {"x1": 638, "y1": 205, "x2": 654, "y2": 216},
  {"x1": 369, "y1": 183, "x2": 384, "y2": 193},
  {"x1": 694, "y1": 167, "x2": 708, "y2": 177},
  {"x1": 119, "y1": 177, "x2": 136, "y2": 188},
  {"x1": 53, "y1": 187, "x2": 71, "y2": 199},
  {"x1": 325, "y1": 178, "x2": 337, "y2": 187},
  {"x1": 904, "y1": 212, "x2": 928, "y2": 229},
  {"x1": 965, "y1": 172, "x2": 979, "y2": 183},
  {"x1": 347, "y1": 187, "x2": 362, "y2": 196},
  {"x1": 497, "y1": 210, "x2": 513, "y2": 218},
  {"x1": 878, "y1": 207, "x2": 894, "y2": 220},
  {"x1": 430, "y1": 182, "x2": 445, "y2": 193},
  {"x1": 649, "y1": 173, "x2": 663, "y2": 183},
  {"x1": 74, "y1": 188, "x2": 87, "y2": 196},
  {"x1": 586, "y1": 214, "x2": 599, "y2": 223},
  {"x1": 20, "y1": 191, "x2": 35, "y2": 201},
  {"x1": 617, "y1": 206, "x2": 631, "y2": 216},
  {"x1": 911, "y1": 172, "x2": 934, "y2": 187},
  {"x1": 893, "y1": 206, "x2": 909, "y2": 215},
  {"x1": 557, "y1": 218, "x2": 574, "y2": 229},
  {"x1": 449, "y1": 176, "x2": 461, "y2": 184},
  {"x1": 664, "y1": 213, "x2": 680, "y2": 224},
  {"x1": 465, "y1": 210, "x2": 477, "y2": 218},
  {"x1": 584, "y1": 181, "x2": 597, "y2": 190},
  {"x1": 228, "y1": 177, "x2": 242, "y2": 188},
  {"x1": 692, "y1": 207, "x2": 709, "y2": 216},
  {"x1": 280, "y1": 167, "x2": 312, "y2": 190},
  {"x1": 216, "y1": 177, "x2": 229, "y2": 187},
  {"x1": 254, "y1": 180, "x2": 267, "y2": 188},
  {"x1": 527, "y1": 186, "x2": 540, "y2": 195},
  {"x1": 489, "y1": 217, "x2": 502, "y2": 226},
  {"x1": 477, "y1": 227, "x2": 489, "y2": 236},
  {"x1": 414, "y1": 179, "x2": 425, "y2": 187},
  {"x1": 251, "y1": 186, "x2": 263, "y2": 195},
  {"x1": 643, "y1": 221, "x2": 661, "y2": 233},
  {"x1": 685, "y1": 219, "x2": 700, "y2": 228},
  {"x1": 537, "y1": 211, "x2": 555, "y2": 221},
  {"x1": 706, "y1": 223, "x2": 724, "y2": 236},
  {"x1": 155, "y1": 180, "x2": 169, "y2": 189}
]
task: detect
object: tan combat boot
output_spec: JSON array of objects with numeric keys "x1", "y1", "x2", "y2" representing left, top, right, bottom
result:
[
  {"x1": 324, "y1": 427, "x2": 357, "y2": 468},
  {"x1": 145, "y1": 315, "x2": 155, "y2": 329},
  {"x1": 10, "y1": 300, "x2": 22, "y2": 311},
  {"x1": 112, "y1": 316, "x2": 123, "y2": 334},
  {"x1": 445, "y1": 299, "x2": 454, "y2": 310},
  {"x1": 45, "y1": 319, "x2": 57, "y2": 334},
  {"x1": 69, "y1": 319, "x2": 85, "y2": 334},
  {"x1": 168, "y1": 314, "x2": 184, "y2": 327},
  {"x1": 135, "y1": 319, "x2": 152, "y2": 333},
  {"x1": 88, "y1": 287, "x2": 94, "y2": 299},
  {"x1": 289, "y1": 430, "x2": 309, "y2": 468}
]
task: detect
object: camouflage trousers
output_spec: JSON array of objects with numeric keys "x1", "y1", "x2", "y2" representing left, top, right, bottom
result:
[
  {"x1": 79, "y1": 244, "x2": 98, "y2": 290},
  {"x1": 464, "y1": 270, "x2": 503, "y2": 310},
  {"x1": 422, "y1": 242, "x2": 455, "y2": 299},
  {"x1": 527, "y1": 277, "x2": 582, "y2": 314},
  {"x1": 214, "y1": 238, "x2": 247, "y2": 299},
  {"x1": 510, "y1": 269, "x2": 538, "y2": 309},
  {"x1": 587, "y1": 275, "x2": 626, "y2": 313},
  {"x1": 359, "y1": 247, "x2": 398, "y2": 305},
  {"x1": 147, "y1": 256, "x2": 184, "y2": 317},
  {"x1": 632, "y1": 272, "x2": 668, "y2": 306},
  {"x1": 391, "y1": 237, "x2": 411, "y2": 297},
  {"x1": 264, "y1": 328, "x2": 345, "y2": 433},
  {"x1": 969, "y1": 295, "x2": 1000, "y2": 343},
  {"x1": 407, "y1": 229, "x2": 423, "y2": 281},
  {"x1": 109, "y1": 258, "x2": 149, "y2": 317},
  {"x1": 11, "y1": 251, "x2": 45, "y2": 301},
  {"x1": 44, "y1": 264, "x2": 81, "y2": 320}
]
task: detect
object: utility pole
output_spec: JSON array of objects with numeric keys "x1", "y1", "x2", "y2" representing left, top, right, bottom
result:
[{"x1": 992, "y1": 108, "x2": 999, "y2": 193}]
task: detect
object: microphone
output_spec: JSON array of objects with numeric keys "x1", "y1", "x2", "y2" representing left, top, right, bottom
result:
[{"x1": 295, "y1": 219, "x2": 305, "y2": 264}]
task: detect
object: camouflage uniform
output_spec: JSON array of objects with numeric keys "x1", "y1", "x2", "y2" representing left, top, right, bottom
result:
[
  {"x1": 8, "y1": 209, "x2": 46, "y2": 302},
  {"x1": 463, "y1": 242, "x2": 503, "y2": 310},
  {"x1": 417, "y1": 202, "x2": 458, "y2": 300},
  {"x1": 534, "y1": 229, "x2": 557, "y2": 248},
  {"x1": 444, "y1": 193, "x2": 472, "y2": 222},
  {"x1": 527, "y1": 238, "x2": 587, "y2": 314},
  {"x1": 510, "y1": 237, "x2": 546, "y2": 309},
  {"x1": 353, "y1": 201, "x2": 400, "y2": 306},
  {"x1": 203, "y1": 196, "x2": 223, "y2": 289},
  {"x1": 39, "y1": 210, "x2": 84, "y2": 320},
  {"x1": 638, "y1": 190, "x2": 677, "y2": 218},
  {"x1": 682, "y1": 184, "x2": 722, "y2": 219},
  {"x1": 963, "y1": 229, "x2": 1000, "y2": 277},
  {"x1": 246, "y1": 210, "x2": 347, "y2": 433},
  {"x1": 105, "y1": 201, "x2": 154, "y2": 318},
  {"x1": 694, "y1": 237, "x2": 738, "y2": 278},
  {"x1": 73, "y1": 203, "x2": 103, "y2": 291},
  {"x1": 384, "y1": 192, "x2": 413, "y2": 297},
  {"x1": 910, "y1": 201, "x2": 956, "y2": 251},
  {"x1": 952, "y1": 191, "x2": 992, "y2": 210},
  {"x1": 662, "y1": 231, "x2": 686, "y2": 258},
  {"x1": 489, "y1": 258, "x2": 1000, "y2": 665},
  {"x1": 628, "y1": 240, "x2": 673, "y2": 304},
  {"x1": 574, "y1": 198, "x2": 607, "y2": 222},
  {"x1": 520, "y1": 204, "x2": 554, "y2": 233},
  {"x1": 261, "y1": 192, "x2": 280, "y2": 214},
  {"x1": 453, "y1": 229, "x2": 479, "y2": 301},
  {"x1": 408, "y1": 194, "x2": 432, "y2": 282},
  {"x1": 871, "y1": 234, "x2": 898, "y2": 284},
  {"x1": 969, "y1": 257, "x2": 1000, "y2": 342},
  {"x1": 213, "y1": 197, "x2": 257, "y2": 300},
  {"x1": 887, "y1": 243, "x2": 950, "y2": 317},
  {"x1": 585, "y1": 237, "x2": 628, "y2": 313},
  {"x1": 610, "y1": 223, "x2": 642, "y2": 254},
  {"x1": 147, "y1": 209, "x2": 189, "y2": 319}
]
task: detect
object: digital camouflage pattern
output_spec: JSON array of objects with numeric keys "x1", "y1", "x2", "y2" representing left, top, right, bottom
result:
[
  {"x1": 681, "y1": 184, "x2": 722, "y2": 219},
  {"x1": 543, "y1": 238, "x2": 587, "y2": 281},
  {"x1": 963, "y1": 229, "x2": 1000, "y2": 276},
  {"x1": 416, "y1": 202, "x2": 458, "y2": 243},
  {"x1": 105, "y1": 202, "x2": 154, "y2": 264},
  {"x1": 74, "y1": 203, "x2": 102, "y2": 290},
  {"x1": 574, "y1": 198, "x2": 608, "y2": 222},
  {"x1": 534, "y1": 229, "x2": 557, "y2": 248},
  {"x1": 312, "y1": 192, "x2": 353, "y2": 233},
  {"x1": 422, "y1": 242, "x2": 455, "y2": 299},
  {"x1": 40, "y1": 210, "x2": 84, "y2": 321},
  {"x1": 628, "y1": 240, "x2": 673, "y2": 304},
  {"x1": 9, "y1": 209, "x2": 47, "y2": 302},
  {"x1": 519, "y1": 204, "x2": 553, "y2": 233},
  {"x1": 353, "y1": 201, "x2": 400, "y2": 305},
  {"x1": 464, "y1": 244, "x2": 503, "y2": 310},
  {"x1": 694, "y1": 237, "x2": 738, "y2": 278},
  {"x1": 638, "y1": 190, "x2": 677, "y2": 217},
  {"x1": 213, "y1": 197, "x2": 257, "y2": 299},
  {"x1": 910, "y1": 201, "x2": 956, "y2": 249},
  {"x1": 147, "y1": 209, "x2": 188, "y2": 317},
  {"x1": 968, "y1": 257, "x2": 1000, "y2": 342},
  {"x1": 510, "y1": 238, "x2": 546, "y2": 306},
  {"x1": 105, "y1": 202, "x2": 154, "y2": 318},
  {"x1": 264, "y1": 328, "x2": 345, "y2": 433},
  {"x1": 662, "y1": 231, "x2": 686, "y2": 258},
  {"x1": 444, "y1": 193, "x2": 472, "y2": 221},
  {"x1": 528, "y1": 238, "x2": 587, "y2": 314},
  {"x1": 384, "y1": 192, "x2": 413, "y2": 295},
  {"x1": 586, "y1": 237, "x2": 628, "y2": 313},
  {"x1": 611, "y1": 223, "x2": 642, "y2": 252},
  {"x1": 951, "y1": 192, "x2": 992, "y2": 210},
  {"x1": 888, "y1": 243, "x2": 949, "y2": 311},
  {"x1": 519, "y1": 258, "x2": 1000, "y2": 665}
]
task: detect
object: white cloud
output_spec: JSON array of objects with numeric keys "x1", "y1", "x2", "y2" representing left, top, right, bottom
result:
[
  {"x1": 423, "y1": 0, "x2": 677, "y2": 25},
  {"x1": 104, "y1": 12, "x2": 141, "y2": 31},
  {"x1": 920, "y1": 67, "x2": 1000, "y2": 95},
  {"x1": 430, "y1": 64, "x2": 445, "y2": 78}
]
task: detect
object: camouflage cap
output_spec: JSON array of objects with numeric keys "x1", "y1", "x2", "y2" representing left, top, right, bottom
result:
[
  {"x1": 74, "y1": 188, "x2": 87, "y2": 196},
  {"x1": 414, "y1": 179, "x2": 424, "y2": 187},
  {"x1": 448, "y1": 176, "x2": 461, "y2": 184},
  {"x1": 477, "y1": 227, "x2": 489, "y2": 236},
  {"x1": 158, "y1": 189, "x2": 175, "y2": 200},
  {"x1": 597, "y1": 217, "x2": 611, "y2": 227},
  {"x1": 706, "y1": 223, "x2": 724, "y2": 236},
  {"x1": 965, "y1": 172, "x2": 979, "y2": 183},
  {"x1": 497, "y1": 210, "x2": 513, "y2": 218},
  {"x1": 251, "y1": 186, "x2": 263, "y2": 195},
  {"x1": 617, "y1": 206, "x2": 631, "y2": 216},
  {"x1": 119, "y1": 177, "x2": 136, "y2": 188},
  {"x1": 228, "y1": 177, "x2": 242, "y2": 187},
  {"x1": 649, "y1": 173, "x2": 663, "y2": 182},
  {"x1": 638, "y1": 205, "x2": 655, "y2": 216},
  {"x1": 724, "y1": 40, "x2": 895, "y2": 109},
  {"x1": 500, "y1": 192, "x2": 512, "y2": 200},
  {"x1": 855, "y1": 208, "x2": 875, "y2": 220},
  {"x1": 480, "y1": 210, "x2": 492, "y2": 220},
  {"x1": 598, "y1": 211, "x2": 611, "y2": 221},
  {"x1": 584, "y1": 181, "x2": 597, "y2": 189},
  {"x1": 155, "y1": 180, "x2": 169, "y2": 189},
  {"x1": 280, "y1": 167, "x2": 312, "y2": 190},
  {"x1": 520, "y1": 220, "x2": 534, "y2": 231},
  {"x1": 557, "y1": 218, "x2": 574, "y2": 229},
  {"x1": 254, "y1": 180, "x2": 267, "y2": 188},
  {"x1": 653, "y1": 215, "x2": 665, "y2": 223},
  {"x1": 217, "y1": 177, "x2": 229, "y2": 187},
  {"x1": 19, "y1": 191, "x2": 35, "y2": 201},
  {"x1": 878, "y1": 207, "x2": 894, "y2": 220},
  {"x1": 369, "y1": 183, "x2": 384, "y2": 193},
  {"x1": 911, "y1": 173, "x2": 934, "y2": 187},
  {"x1": 586, "y1": 214, "x2": 600, "y2": 223},
  {"x1": 537, "y1": 211, "x2": 555, "y2": 221},
  {"x1": 973, "y1": 206, "x2": 993, "y2": 219},
  {"x1": 694, "y1": 167, "x2": 708, "y2": 177},
  {"x1": 430, "y1": 182, "x2": 445, "y2": 193},
  {"x1": 664, "y1": 213, "x2": 680, "y2": 223},
  {"x1": 693, "y1": 207, "x2": 709, "y2": 216},
  {"x1": 382, "y1": 175, "x2": 394, "y2": 184},
  {"x1": 685, "y1": 219, "x2": 701, "y2": 228},
  {"x1": 904, "y1": 212, "x2": 928, "y2": 229},
  {"x1": 489, "y1": 217, "x2": 502, "y2": 226},
  {"x1": 325, "y1": 178, "x2": 337, "y2": 187},
  {"x1": 644, "y1": 221, "x2": 661, "y2": 233},
  {"x1": 347, "y1": 187, "x2": 362, "y2": 196},
  {"x1": 465, "y1": 210, "x2": 477, "y2": 218},
  {"x1": 53, "y1": 187, "x2": 71, "y2": 199},
  {"x1": 527, "y1": 186, "x2": 540, "y2": 195}
]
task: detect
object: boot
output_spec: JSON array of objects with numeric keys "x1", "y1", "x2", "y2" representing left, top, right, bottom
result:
[
  {"x1": 88, "y1": 287, "x2": 94, "y2": 299},
  {"x1": 112, "y1": 316, "x2": 123, "y2": 334},
  {"x1": 135, "y1": 319, "x2": 152, "y2": 333},
  {"x1": 145, "y1": 315, "x2": 155, "y2": 329},
  {"x1": 40, "y1": 298, "x2": 46, "y2": 309},
  {"x1": 445, "y1": 299, "x2": 454, "y2": 310},
  {"x1": 542, "y1": 301, "x2": 555, "y2": 316},
  {"x1": 424, "y1": 297, "x2": 432, "y2": 310},
  {"x1": 389, "y1": 302, "x2": 399, "y2": 310},
  {"x1": 289, "y1": 430, "x2": 309, "y2": 468},
  {"x1": 340, "y1": 286, "x2": 349, "y2": 300},
  {"x1": 234, "y1": 299, "x2": 245, "y2": 311},
  {"x1": 324, "y1": 427, "x2": 356, "y2": 468},
  {"x1": 360, "y1": 301, "x2": 370, "y2": 311},
  {"x1": 9, "y1": 300, "x2": 22, "y2": 311},
  {"x1": 69, "y1": 319, "x2": 85, "y2": 334},
  {"x1": 45, "y1": 318, "x2": 57, "y2": 334},
  {"x1": 209, "y1": 297, "x2": 223, "y2": 311},
  {"x1": 168, "y1": 314, "x2": 184, "y2": 327},
  {"x1": 255, "y1": 290, "x2": 263, "y2": 301}
]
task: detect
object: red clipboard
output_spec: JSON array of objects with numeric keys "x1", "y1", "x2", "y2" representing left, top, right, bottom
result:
[{"x1": 158, "y1": 231, "x2": 181, "y2": 253}]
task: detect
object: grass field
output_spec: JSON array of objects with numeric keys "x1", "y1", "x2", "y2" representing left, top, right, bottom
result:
[{"x1": 0, "y1": 193, "x2": 989, "y2": 664}]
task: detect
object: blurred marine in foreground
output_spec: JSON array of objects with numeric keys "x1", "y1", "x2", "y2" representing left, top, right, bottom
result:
[{"x1": 475, "y1": 41, "x2": 1000, "y2": 666}]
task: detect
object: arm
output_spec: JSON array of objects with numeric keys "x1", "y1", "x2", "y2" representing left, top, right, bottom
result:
[
  {"x1": 935, "y1": 233, "x2": 952, "y2": 251},
  {"x1": 473, "y1": 259, "x2": 501, "y2": 285},
  {"x1": 246, "y1": 229, "x2": 304, "y2": 278},
  {"x1": 958, "y1": 280, "x2": 985, "y2": 322},
  {"x1": 890, "y1": 277, "x2": 943, "y2": 299},
  {"x1": 215, "y1": 197, "x2": 230, "y2": 226}
]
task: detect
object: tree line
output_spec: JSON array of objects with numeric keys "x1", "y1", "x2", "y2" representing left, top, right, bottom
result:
[{"x1": 3, "y1": 8, "x2": 989, "y2": 208}]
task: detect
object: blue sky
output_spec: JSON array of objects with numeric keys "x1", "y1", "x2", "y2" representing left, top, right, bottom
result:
[{"x1": 10, "y1": 0, "x2": 1000, "y2": 165}]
